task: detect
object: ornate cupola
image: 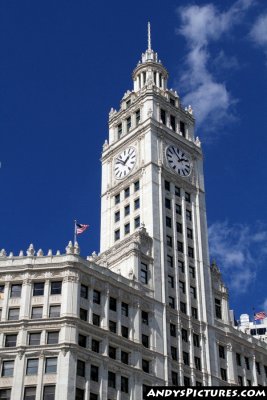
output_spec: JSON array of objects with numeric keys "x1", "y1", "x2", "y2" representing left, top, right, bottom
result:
[{"x1": 132, "y1": 22, "x2": 168, "y2": 92}]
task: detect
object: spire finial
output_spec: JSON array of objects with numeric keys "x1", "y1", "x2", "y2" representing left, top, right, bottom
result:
[{"x1": 148, "y1": 21, "x2": 151, "y2": 51}]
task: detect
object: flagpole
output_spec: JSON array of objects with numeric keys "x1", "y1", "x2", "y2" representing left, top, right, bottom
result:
[{"x1": 74, "y1": 219, "x2": 77, "y2": 245}]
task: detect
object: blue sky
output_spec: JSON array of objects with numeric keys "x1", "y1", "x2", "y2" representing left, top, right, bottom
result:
[{"x1": 1, "y1": 0, "x2": 267, "y2": 319}]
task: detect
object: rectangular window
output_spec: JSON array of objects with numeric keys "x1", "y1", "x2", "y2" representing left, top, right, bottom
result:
[
  {"x1": 0, "y1": 389, "x2": 11, "y2": 400},
  {"x1": 121, "y1": 351, "x2": 129, "y2": 365},
  {"x1": 49, "y1": 305, "x2": 61, "y2": 318},
  {"x1": 165, "y1": 198, "x2": 171, "y2": 209},
  {"x1": 140, "y1": 262, "x2": 148, "y2": 284},
  {"x1": 189, "y1": 266, "x2": 195, "y2": 279},
  {"x1": 33, "y1": 282, "x2": 44, "y2": 296},
  {"x1": 236, "y1": 353, "x2": 241, "y2": 366},
  {"x1": 245, "y1": 357, "x2": 250, "y2": 370},
  {"x1": 91, "y1": 365, "x2": 99, "y2": 382},
  {"x1": 1, "y1": 361, "x2": 14, "y2": 377},
  {"x1": 115, "y1": 193, "x2": 120, "y2": 205},
  {"x1": 124, "y1": 204, "x2": 130, "y2": 216},
  {"x1": 136, "y1": 109, "x2": 140, "y2": 125},
  {"x1": 167, "y1": 255, "x2": 173, "y2": 268},
  {"x1": 0, "y1": 285, "x2": 4, "y2": 293},
  {"x1": 171, "y1": 346, "x2": 177, "y2": 361},
  {"x1": 47, "y1": 331, "x2": 59, "y2": 345},
  {"x1": 78, "y1": 334, "x2": 87, "y2": 348},
  {"x1": 109, "y1": 345, "x2": 116, "y2": 359},
  {"x1": 184, "y1": 377, "x2": 190, "y2": 386},
  {"x1": 134, "y1": 198, "x2": 140, "y2": 210},
  {"x1": 114, "y1": 229, "x2": 120, "y2": 241},
  {"x1": 238, "y1": 376, "x2": 243, "y2": 386},
  {"x1": 186, "y1": 210, "x2": 192, "y2": 221},
  {"x1": 170, "y1": 98, "x2": 175, "y2": 106},
  {"x1": 80, "y1": 284, "x2": 88, "y2": 299},
  {"x1": 134, "y1": 216, "x2": 140, "y2": 228},
  {"x1": 45, "y1": 357, "x2": 57, "y2": 374},
  {"x1": 5, "y1": 334, "x2": 17, "y2": 348},
  {"x1": 26, "y1": 358, "x2": 38, "y2": 375},
  {"x1": 193, "y1": 333, "x2": 200, "y2": 347},
  {"x1": 256, "y1": 361, "x2": 261, "y2": 375},
  {"x1": 28, "y1": 333, "x2": 40, "y2": 346},
  {"x1": 172, "y1": 371, "x2": 178, "y2": 386},
  {"x1": 8, "y1": 308, "x2": 19, "y2": 321},
  {"x1": 165, "y1": 180, "x2": 170, "y2": 191},
  {"x1": 166, "y1": 216, "x2": 172, "y2": 228},
  {"x1": 142, "y1": 334, "x2": 149, "y2": 348},
  {"x1": 195, "y1": 357, "x2": 201, "y2": 371},
  {"x1": 190, "y1": 286, "x2": 196, "y2": 299},
  {"x1": 75, "y1": 388, "x2": 84, "y2": 400},
  {"x1": 93, "y1": 290, "x2": 101, "y2": 304},
  {"x1": 181, "y1": 328, "x2": 188, "y2": 342},
  {"x1": 185, "y1": 192, "x2": 191, "y2": 202},
  {"x1": 126, "y1": 99, "x2": 131, "y2": 108},
  {"x1": 92, "y1": 314, "x2": 100, "y2": 326},
  {"x1": 121, "y1": 302, "x2": 129, "y2": 317},
  {"x1": 177, "y1": 241, "x2": 183, "y2": 253},
  {"x1": 215, "y1": 298, "x2": 222, "y2": 319},
  {"x1": 118, "y1": 123, "x2": 122, "y2": 138},
  {"x1": 176, "y1": 203, "x2": 181, "y2": 214},
  {"x1": 79, "y1": 308, "x2": 88, "y2": 321},
  {"x1": 24, "y1": 387, "x2": 36, "y2": 400},
  {"x1": 50, "y1": 281, "x2": 62, "y2": 295},
  {"x1": 109, "y1": 320, "x2": 116, "y2": 333},
  {"x1": 43, "y1": 386, "x2": 55, "y2": 400},
  {"x1": 91, "y1": 339, "x2": 100, "y2": 353},
  {"x1": 170, "y1": 323, "x2": 176, "y2": 337},
  {"x1": 108, "y1": 371, "x2": 116, "y2": 388},
  {"x1": 169, "y1": 296, "x2": 175, "y2": 309},
  {"x1": 178, "y1": 260, "x2": 185, "y2": 273},
  {"x1": 121, "y1": 325, "x2": 129, "y2": 338},
  {"x1": 124, "y1": 223, "x2": 130, "y2": 235},
  {"x1": 188, "y1": 246, "x2": 194, "y2": 258},
  {"x1": 187, "y1": 228, "x2": 193, "y2": 239},
  {"x1": 179, "y1": 280, "x2": 185, "y2": 294},
  {"x1": 168, "y1": 275, "x2": 174, "y2": 288},
  {"x1": 10, "y1": 284, "x2": 22, "y2": 298},
  {"x1": 76, "y1": 360, "x2": 85, "y2": 378},
  {"x1": 160, "y1": 109, "x2": 166, "y2": 125},
  {"x1": 121, "y1": 376, "x2": 129, "y2": 393},
  {"x1": 175, "y1": 186, "x2": 180, "y2": 196},
  {"x1": 109, "y1": 297, "x2": 117, "y2": 312},
  {"x1": 180, "y1": 121, "x2": 185, "y2": 137},
  {"x1": 170, "y1": 115, "x2": 176, "y2": 131},
  {"x1": 142, "y1": 310, "x2": 149, "y2": 325},
  {"x1": 114, "y1": 210, "x2": 120, "y2": 223},
  {"x1": 183, "y1": 351, "x2": 190, "y2": 366},
  {"x1": 176, "y1": 222, "x2": 182, "y2": 234},
  {"x1": 126, "y1": 116, "x2": 131, "y2": 132},
  {"x1": 180, "y1": 302, "x2": 187, "y2": 314},
  {"x1": 219, "y1": 345, "x2": 225, "y2": 359},
  {"x1": 31, "y1": 306, "x2": 43, "y2": 319},
  {"x1": 134, "y1": 180, "x2": 140, "y2": 191},
  {"x1": 167, "y1": 235, "x2": 173, "y2": 247},
  {"x1": 221, "y1": 368, "x2": 227, "y2": 382},
  {"x1": 192, "y1": 307, "x2": 198, "y2": 319}
]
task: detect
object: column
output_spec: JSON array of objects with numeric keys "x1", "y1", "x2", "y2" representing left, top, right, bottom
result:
[
  {"x1": 1, "y1": 282, "x2": 10, "y2": 321},
  {"x1": 117, "y1": 296, "x2": 122, "y2": 335},
  {"x1": 20, "y1": 278, "x2": 32, "y2": 319},
  {"x1": 36, "y1": 355, "x2": 45, "y2": 400},
  {"x1": 140, "y1": 73, "x2": 144, "y2": 88},
  {"x1": 43, "y1": 279, "x2": 50, "y2": 318},
  {"x1": 61, "y1": 274, "x2": 79, "y2": 317},
  {"x1": 133, "y1": 301, "x2": 141, "y2": 343},
  {"x1": 227, "y1": 343, "x2": 236, "y2": 385},
  {"x1": 156, "y1": 71, "x2": 160, "y2": 87},
  {"x1": 251, "y1": 355, "x2": 258, "y2": 385},
  {"x1": 11, "y1": 353, "x2": 25, "y2": 400},
  {"x1": 56, "y1": 350, "x2": 76, "y2": 400},
  {"x1": 102, "y1": 287, "x2": 109, "y2": 330}
]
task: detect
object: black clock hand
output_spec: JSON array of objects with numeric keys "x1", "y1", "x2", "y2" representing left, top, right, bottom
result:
[
  {"x1": 116, "y1": 159, "x2": 125, "y2": 165},
  {"x1": 123, "y1": 155, "x2": 130, "y2": 165}
]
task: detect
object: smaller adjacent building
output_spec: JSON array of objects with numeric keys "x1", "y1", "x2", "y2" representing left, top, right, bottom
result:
[{"x1": 237, "y1": 314, "x2": 267, "y2": 343}]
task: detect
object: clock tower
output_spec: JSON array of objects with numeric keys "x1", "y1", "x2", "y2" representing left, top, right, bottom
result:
[{"x1": 99, "y1": 23, "x2": 216, "y2": 384}]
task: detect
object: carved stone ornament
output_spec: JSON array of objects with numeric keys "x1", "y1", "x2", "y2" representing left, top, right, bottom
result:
[{"x1": 27, "y1": 244, "x2": 35, "y2": 256}]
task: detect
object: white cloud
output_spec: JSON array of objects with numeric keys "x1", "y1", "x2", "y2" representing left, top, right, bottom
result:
[
  {"x1": 250, "y1": 13, "x2": 267, "y2": 55},
  {"x1": 208, "y1": 221, "x2": 267, "y2": 293},
  {"x1": 176, "y1": 0, "x2": 254, "y2": 135}
]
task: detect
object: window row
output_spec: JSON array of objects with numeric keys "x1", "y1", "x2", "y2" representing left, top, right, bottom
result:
[
  {"x1": 165, "y1": 198, "x2": 192, "y2": 221},
  {"x1": 0, "y1": 281, "x2": 62, "y2": 298},
  {"x1": 114, "y1": 216, "x2": 140, "y2": 240},
  {"x1": 166, "y1": 217, "x2": 193, "y2": 239},
  {"x1": 114, "y1": 197, "x2": 140, "y2": 222},
  {"x1": 170, "y1": 327, "x2": 200, "y2": 347},
  {"x1": 3, "y1": 330, "x2": 60, "y2": 348},
  {"x1": 166, "y1": 236, "x2": 194, "y2": 257},
  {"x1": 168, "y1": 277, "x2": 197, "y2": 298},
  {"x1": 160, "y1": 109, "x2": 187, "y2": 138},
  {"x1": 114, "y1": 180, "x2": 140, "y2": 205},
  {"x1": 0, "y1": 305, "x2": 61, "y2": 322},
  {"x1": 1, "y1": 357, "x2": 57, "y2": 377},
  {"x1": 167, "y1": 257, "x2": 195, "y2": 277},
  {"x1": 164, "y1": 181, "x2": 191, "y2": 203},
  {"x1": 0, "y1": 386, "x2": 56, "y2": 400},
  {"x1": 116, "y1": 109, "x2": 141, "y2": 138}
]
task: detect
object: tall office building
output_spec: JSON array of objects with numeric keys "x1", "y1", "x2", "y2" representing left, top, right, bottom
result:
[{"x1": 0, "y1": 25, "x2": 267, "y2": 400}]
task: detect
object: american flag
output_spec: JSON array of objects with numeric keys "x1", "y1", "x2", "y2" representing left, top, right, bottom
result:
[
  {"x1": 76, "y1": 223, "x2": 89, "y2": 235},
  {"x1": 254, "y1": 311, "x2": 267, "y2": 320}
]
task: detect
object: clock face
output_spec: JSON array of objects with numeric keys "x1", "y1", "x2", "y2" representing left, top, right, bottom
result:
[
  {"x1": 114, "y1": 147, "x2": 136, "y2": 180},
  {"x1": 166, "y1": 145, "x2": 191, "y2": 177}
]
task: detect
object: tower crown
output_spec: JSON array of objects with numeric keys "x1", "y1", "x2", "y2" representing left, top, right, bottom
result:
[{"x1": 132, "y1": 23, "x2": 168, "y2": 92}]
